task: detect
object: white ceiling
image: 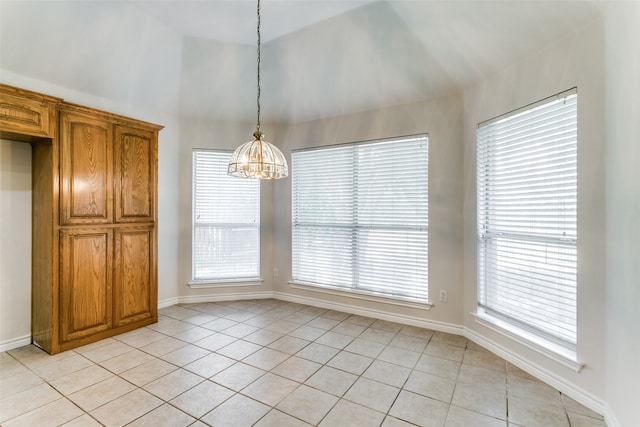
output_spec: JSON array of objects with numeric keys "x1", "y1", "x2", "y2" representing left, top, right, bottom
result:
[{"x1": 0, "y1": 0, "x2": 603, "y2": 122}]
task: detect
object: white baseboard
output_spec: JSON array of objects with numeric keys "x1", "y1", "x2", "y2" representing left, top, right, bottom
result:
[
  {"x1": 158, "y1": 291, "x2": 274, "y2": 308},
  {"x1": 0, "y1": 334, "x2": 31, "y2": 353},
  {"x1": 602, "y1": 403, "x2": 621, "y2": 427},
  {"x1": 464, "y1": 327, "x2": 607, "y2": 417},
  {"x1": 273, "y1": 291, "x2": 463, "y2": 336}
]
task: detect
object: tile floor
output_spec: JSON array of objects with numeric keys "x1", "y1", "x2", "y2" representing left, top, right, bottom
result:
[{"x1": 0, "y1": 299, "x2": 606, "y2": 427}]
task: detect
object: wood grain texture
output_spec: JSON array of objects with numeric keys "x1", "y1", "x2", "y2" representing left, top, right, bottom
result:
[
  {"x1": 114, "y1": 125, "x2": 157, "y2": 223},
  {"x1": 0, "y1": 85, "x2": 60, "y2": 139},
  {"x1": 60, "y1": 110, "x2": 113, "y2": 225},
  {"x1": 59, "y1": 228, "x2": 113, "y2": 343},
  {"x1": 114, "y1": 226, "x2": 156, "y2": 327}
]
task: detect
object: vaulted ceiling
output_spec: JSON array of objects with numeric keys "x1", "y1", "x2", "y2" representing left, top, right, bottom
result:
[{"x1": 0, "y1": 0, "x2": 602, "y2": 122}]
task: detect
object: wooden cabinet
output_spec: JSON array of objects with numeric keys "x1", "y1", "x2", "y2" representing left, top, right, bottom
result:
[{"x1": 0, "y1": 84, "x2": 162, "y2": 354}]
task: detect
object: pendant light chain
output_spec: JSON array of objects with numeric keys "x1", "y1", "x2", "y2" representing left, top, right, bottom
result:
[{"x1": 256, "y1": 0, "x2": 261, "y2": 133}]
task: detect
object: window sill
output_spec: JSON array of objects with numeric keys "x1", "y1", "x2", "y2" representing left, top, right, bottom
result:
[
  {"x1": 471, "y1": 310, "x2": 584, "y2": 372},
  {"x1": 188, "y1": 278, "x2": 264, "y2": 289},
  {"x1": 289, "y1": 280, "x2": 433, "y2": 310}
]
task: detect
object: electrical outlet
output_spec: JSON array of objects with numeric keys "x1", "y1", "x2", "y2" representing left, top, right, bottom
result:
[
  {"x1": 439, "y1": 290, "x2": 448, "y2": 303},
  {"x1": 273, "y1": 267, "x2": 279, "y2": 277}
]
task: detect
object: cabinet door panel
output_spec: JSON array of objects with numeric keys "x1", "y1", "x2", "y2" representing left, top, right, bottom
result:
[
  {"x1": 60, "y1": 229, "x2": 112, "y2": 342},
  {"x1": 60, "y1": 112, "x2": 112, "y2": 224},
  {"x1": 114, "y1": 125, "x2": 157, "y2": 223},
  {"x1": 114, "y1": 227, "x2": 156, "y2": 326}
]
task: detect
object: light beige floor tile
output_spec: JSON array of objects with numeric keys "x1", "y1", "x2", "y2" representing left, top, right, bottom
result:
[
  {"x1": 404, "y1": 370, "x2": 456, "y2": 403},
  {"x1": 562, "y1": 395, "x2": 604, "y2": 420},
  {"x1": 147, "y1": 318, "x2": 196, "y2": 336},
  {"x1": 276, "y1": 385, "x2": 339, "y2": 425},
  {"x1": 254, "y1": 409, "x2": 312, "y2": 427},
  {"x1": 242, "y1": 372, "x2": 300, "y2": 406},
  {"x1": 399, "y1": 325, "x2": 434, "y2": 340},
  {"x1": 201, "y1": 317, "x2": 239, "y2": 332},
  {"x1": 506, "y1": 362, "x2": 538, "y2": 381},
  {"x1": 160, "y1": 344, "x2": 210, "y2": 366},
  {"x1": 32, "y1": 354, "x2": 93, "y2": 382},
  {"x1": 90, "y1": 388, "x2": 162, "y2": 427},
  {"x1": 0, "y1": 383, "x2": 62, "y2": 422},
  {"x1": 314, "y1": 331, "x2": 353, "y2": 349},
  {"x1": 463, "y1": 349, "x2": 507, "y2": 372},
  {"x1": 0, "y1": 370, "x2": 44, "y2": 397},
  {"x1": 2, "y1": 397, "x2": 84, "y2": 427},
  {"x1": 327, "y1": 350, "x2": 373, "y2": 375},
  {"x1": 268, "y1": 336, "x2": 310, "y2": 354},
  {"x1": 67, "y1": 376, "x2": 136, "y2": 411},
  {"x1": 115, "y1": 329, "x2": 167, "y2": 348},
  {"x1": 377, "y1": 345, "x2": 421, "y2": 368},
  {"x1": 211, "y1": 362, "x2": 265, "y2": 391},
  {"x1": 414, "y1": 354, "x2": 461, "y2": 381},
  {"x1": 389, "y1": 389, "x2": 450, "y2": 427},
  {"x1": 371, "y1": 319, "x2": 403, "y2": 333},
  {"x1": 126, "y1": 403, "x2": 195, "y2": 427},
  {"x1": 344, "y1": 377, "x2": 400, "y2": 413},
  {"x1": 508, "y1": 394, "x2": 570, "y2": 427},
  {"x1": 0, "y1": 357, "x2": 30, "y2": 379},
  {"x1": 322, "y1": 310, "x2": 350, "y2": 321},
  {"x1": 425, "y1": 341, "x2": 465, "y2": 362},
  {"x1": 451, "y1": 382, "x2": 506, "y2": 420},
  {"x1": 344, "y1": 314, "x2": 376, "y2": 327},
  {"x1": 183, "y1": 352, "x2": 236, "y2": 378},
  {"x1": 182, "y1": 313, "x2": 218, "y2": 326},
  {"x1": 143, "y1": 368, "x2": 203, "y2": 401},
  {"x1": 358, "y1": 328, "x2": 396, "y2": 345},
  {"x1": 61, "y1": 414, "x2": 103, "y2": 426},
  {"x1": 243, "y1": 328, "x2": 284, "y2": 346},
  {"x1": 431, "y1": 331, "x2": 468, "y2": 348},
  {"x1": 330, "y1": 322, "x2": 367, "y2": 337},
  {"x1": 193, "y1": 332, "x2": 237, "y2": 351},
  {"x1": 382, "y1": 415, "x2": 417, "y2": 426},
  {"x1": 445, "y1": 406, "x2": 507, "y2": 427},
  {"x1": 224, "y1": 310, "x2": 258, "y2": 322},
  {"x1": 119, "y1": 358, "x2": 177, "y2": 387},
  {"x1": 7, "y1": 345, "x2": 74, "y2": 370},
  {"x1": 201, "y1": 393, "x2": 270, "y2": 427},
  {"x1": 289, "y1": 325, "x2": 327, "y2": 341},
  {"x1": 389, "y1": 334, "x2": 429, "y2": 352},
  {"x1": 567, "y1": 411, "x2": 607, "y2": 427},
  {"x1": 49, "y1": 364, "x2": 113, "y2": 395},
  {"x1": 81, "y1": 340, "x2": 133, "y2": 363},
  {"x1": 163, "y1": 307, "x2": 202, "y2": 321},
  {"x1": 305, "y1": 365, "x2": 357, "y2": 397},
  {"x1": 271, "y1": 356, "x2": 322, "y2": 382},
  {"x1": 362, "y1": 359, "x2": 411, "y2": 388},
  {"x1": 73, "y1": 338, "x2": 119, "y2": 354},
  {"x1": 507, "y1": 374, "x2": 563, "y2": 407},
  {"x1": 457, "y1": 363, "x2": 506, "y2": 393},
  {"x1": 243, "y1": 347, "x2": 290, "y2": 370},
  {"x1": 99, "y1": 348, "x2": 155, "y2": 374},
  {"x1": 344, "y1": 337, "x2": 386, "y2": 358},
  {"x1": 139, "y1": 336, "x2": 187, "y2": 357},
  {"x1": 216, "y1": 339, "x2": 262, "y2": 360},
  {"x1": 295, "y1": 342, "x2": 340, "y2": 364},
  {"x1": 170, "y1": 380, "x2": 234, "y2": 418},
  {"x1": 286, "y1": 311, "x2": 318, "y2": 325},
  {"x1": 171, "y1": 326, "x2": 215, "y2": 343},
  {"x1": 319, "y1": 399, "x2": 385, "y2": 427},
  {"x1": 307, "y1": 317, "x2": 340, "y2": 330},
  {"x1": 222, "y1": 322, "x2": 261, "y2": 338}
]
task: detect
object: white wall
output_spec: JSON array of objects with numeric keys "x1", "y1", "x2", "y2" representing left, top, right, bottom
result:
[
  {"x1": 462, "y1": 18, "x2": 607, "y2": 410},
  {"x1": 604, "y1": 2, "x2": 640, "y2": 427},
  {"x1": 0, "y1": 139, "x2": 32, "y2": 351}
]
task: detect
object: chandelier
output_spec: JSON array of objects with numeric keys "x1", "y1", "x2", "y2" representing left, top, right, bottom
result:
[{"x1": 228, "y1": 0, "x2": 288, "y2": 179}]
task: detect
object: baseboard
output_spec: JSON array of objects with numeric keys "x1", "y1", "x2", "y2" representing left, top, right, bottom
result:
[
  {"x1": 273, "y1": 291, "x2": 463, "y2": 336},
  {"x1": 0, "y1": 334, "x2": 31, "y2": 352},
  {"x1": 158, "y1": 291, "x2": 274, "y2": 308},
  {"x1": 602, "y1": 403, "x2": 621, "y2": 427},
  {"x1": 464, "y1": 327, "x2": 607, "y2": 417}
]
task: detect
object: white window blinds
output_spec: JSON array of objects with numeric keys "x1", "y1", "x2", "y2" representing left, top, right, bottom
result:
[
  {"x1": 192, "y1": 150, "x2": 260, "y2": 281},
  {"x1": 292, "y1": 135, "x2": 428, "y2": 301},
  {"x1": 477, "y1": 88, "x2": 577, "y2": 350}
]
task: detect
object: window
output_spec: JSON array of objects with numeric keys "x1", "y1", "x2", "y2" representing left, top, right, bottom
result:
[
  {"x1": 477, "y1": 88, "x2": 577, "y2": 351},
  {"x1": 292, "y1": 135, "x2": 428, "y2": 301},
  {"x1": 192, "y1": 150, "x2": 260, "y2": 281}
]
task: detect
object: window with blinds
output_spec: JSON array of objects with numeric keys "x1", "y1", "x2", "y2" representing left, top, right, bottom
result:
[
  {"x1": 292, "y1": 135, "x2": 428, "y2": 301},
  {"x1": 477, "y1": 88, "x2": 577, "y2": 351},
  {"x1": 192, "y1": 150, "x2": 260, "y2": 281}
]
